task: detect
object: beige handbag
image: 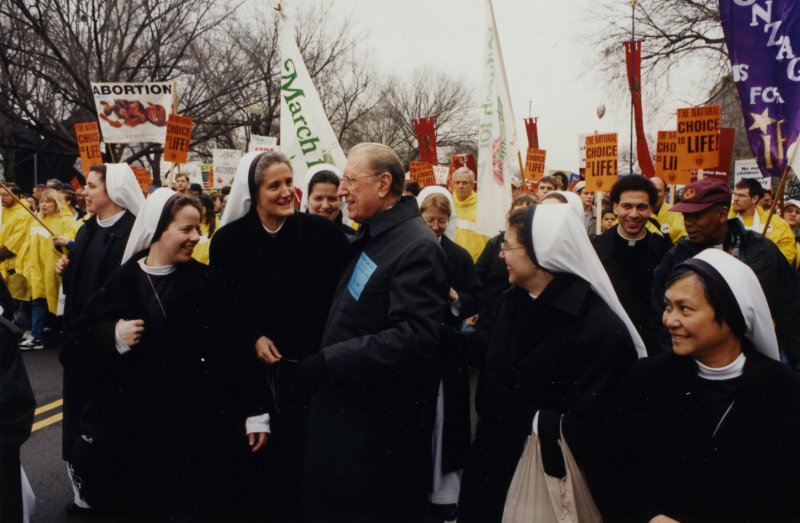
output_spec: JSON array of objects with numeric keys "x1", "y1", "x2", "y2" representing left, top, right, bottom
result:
[{"x1": 502, "y1": 423, "x2": 602, "y2": 523}]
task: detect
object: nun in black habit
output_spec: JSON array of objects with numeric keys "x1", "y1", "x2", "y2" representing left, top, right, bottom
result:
[
  {"x1": 63, "y1": 189, "x2": 245, "y2": 520},
  {"x1": 57, "y1": 162, "x2": 145, "y2": 513},
  {"x1": 455, "y1": 202, "x2": 643, "y2": 523},
  {"x1": 209, "y1": 151, "x2": 348, "y2": 522},
  {"x1": 593, "y1": 249, "x2": 800, "y2": 523}
]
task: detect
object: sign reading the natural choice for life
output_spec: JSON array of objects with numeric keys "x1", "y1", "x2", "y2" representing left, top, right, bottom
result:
[
  {"x1": 91, "y1": 82, "x2": 174, "y2": 144},
  {"x1": 676, "y1": 105, "x2": 721, "y2": 171},
  {"x1": 409, "y1": 161, "x2": 436, "y2": 188},
  {"x1": 523, "y1": 148, "x2": 546, "y2": 183},
  {"x1": 74, "y1": 121, "x2": 103, "y2": 176},
  {"x1": 655, "y1": 131, "x2": 691, "y2": 185},
  {"x1": 163, "y1": 114, "x2": 192, "y2": 164},
  {"x1": 584, "y1": 133, "x2": 618, "y2": 192}
]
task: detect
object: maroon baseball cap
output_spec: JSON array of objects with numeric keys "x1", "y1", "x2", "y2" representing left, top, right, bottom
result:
[{"x1": 670, "y1": 178, "x2": 732, "y2": 213}]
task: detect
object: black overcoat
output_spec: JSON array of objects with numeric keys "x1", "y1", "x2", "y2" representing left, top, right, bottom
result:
[
  {"x1": 302, "y1": 196, "x2": 449, "y2": 523},
  {"x1": 457, "y1": 275, "x2": 638, "y2": 523},
  {"x1": 593, "y1": 351, "x2": 800, "y2": 523}
]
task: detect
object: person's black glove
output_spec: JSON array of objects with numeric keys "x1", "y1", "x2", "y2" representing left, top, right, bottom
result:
[
  {"x1": 538, "y1": 410, "x2": 567, "y2": 479},
  {"x1": 290, "y1": 352, "x2": 328, "y2": 406}
]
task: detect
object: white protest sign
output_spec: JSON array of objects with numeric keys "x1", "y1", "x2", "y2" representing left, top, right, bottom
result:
[
  {"x1": 213, "y1": 149, "x2": 243, "y2": 188},
  {"x1": 248, "y1": 135, "x2": 280, "y2": 153},
  {"x1": 91, "y1": 82, "x2": 174, "y2": 143},
  {"x1": 734, "y1": 158, "x2": 771, "y2": 190}
]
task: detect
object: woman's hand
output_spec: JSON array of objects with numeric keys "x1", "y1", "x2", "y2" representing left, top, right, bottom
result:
[
  {"x1": 116, "y1": 319, "x2": 145, "y2": 347},
  {"x1": 255, "y1": 336, "x2": 282, "y2": 365},
  {"x1": 55, "y1": 255, "x2": 70, "y2": 275},
  {"x1": 248, "y1": 432, "x2": 268, "y2": 453},
  {"x1": 448, "y1": 288, "x2": 459, "y2": 304},
  {"x1": 53, "y1": 235, "x2": 69, "y2": 248}
]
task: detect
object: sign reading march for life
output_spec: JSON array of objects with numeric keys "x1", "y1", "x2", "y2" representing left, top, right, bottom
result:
[
  {"x1": 719, "y1": 0, "x2": 800, "y2": 178},
  {"x1": 348, "y1": 252, "x2": 377, "y2": 302}
]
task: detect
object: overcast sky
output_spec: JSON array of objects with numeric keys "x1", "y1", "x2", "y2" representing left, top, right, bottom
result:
[{"x1": 289, "y1": 0, "x2": 712, "y2": 173}]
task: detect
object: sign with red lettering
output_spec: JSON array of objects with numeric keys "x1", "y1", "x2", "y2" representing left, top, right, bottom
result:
[
  {"x1": 74, "y1": 121, "x2": 103, "y2": 176},
  {"x1": 676, "y1": 104, "x2": 721, "y2": 171},
  {"x1": 690, "y1": 127, "x2": 735, "y2": 182},
  {"x1": 523, "y1": 148, "x2": 546, "y2": 190},
  {"x1": 655, "y1": 131, "x2": 690, "y2": 185},
  {"x1": 131, "y1": 166, "x2": 152, "y2": 193},
  {"x1": 409, "y1": 161, "x2": 436, "y2": 188},
  {"x1": 163, "y1": 114, "x2": 193, "y2": 164},
  {"x1": 584, "y1": 133, "x2": 618, "y2": 192}
]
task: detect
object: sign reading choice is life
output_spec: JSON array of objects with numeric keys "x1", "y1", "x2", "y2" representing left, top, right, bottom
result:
[
  {"x1": 676, "y1": 104, "x2": 721, "y2": 171},
  {"x1": 584, "y1": 133, "x2": 618, "y2": 192}
]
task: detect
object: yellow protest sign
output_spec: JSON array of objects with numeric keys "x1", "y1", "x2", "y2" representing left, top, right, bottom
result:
[
  {"x1": 74, "y1": 122, "x2": 103, "y2": 175},
  {"x1": 655, "y1": 131, "x2": 691, "y2": 185},
  {"x1": 676, "y1": 104, "x2": 720, "y2": 171},
  {"x1": 584, "y1": 133, "x2": 618, "y2": 192},
  {"x1": 163, "y1": 114, "x2": 193, "y2": 164}
]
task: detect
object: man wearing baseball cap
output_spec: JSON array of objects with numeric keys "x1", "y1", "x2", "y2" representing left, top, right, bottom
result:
[{"x1": 650, "y1": 178, "x2": 800, "y2": 368}]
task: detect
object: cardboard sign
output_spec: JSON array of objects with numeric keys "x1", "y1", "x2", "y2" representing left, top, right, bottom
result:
[
  {"x1": 212, "y1": 149, "x2": 242, "y2": 188},
  {"x1": 409, "y1": 161, "x2": 436, "y2": 188},
  {"x1": 734, "y1": 159, "x2": 772, "y2": 190},
  {"x1": 74, "y1": 121, "x2": 103, "y2": 176},
  {"x1": 584, "y1": 133, "x2": 618, "y2": 192},
  {"x1": 91, "y1": 81, "x2": 174, "y2": 143},
  {"x1": 689, "y1": 127, "x2": 735, "y2": 182},
  {"x1": 163, "y1": 114, "x2": 193, "y2": 164},
  {"x1": 655, "y1": 131, "x2": 690, "y2": 185},
  {"x1": 248, "y1": 135, "x2": 279, "y2": 153},
  {"x1": 131, "y1": 166, "x2": 152, "y2": 193},
  {"x1": 676, "y1": 104, "x2": 721, "y2": 171},
  {"x1": 433, "y1": 165, "x2": 450, "y2": 185},
  {"x1": 523, "y1": 148, "x2": 546, "y2": 185}
]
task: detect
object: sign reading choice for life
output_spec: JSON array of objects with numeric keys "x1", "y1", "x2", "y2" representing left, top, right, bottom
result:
[
  {"x1": 676, "y1": 104, "x2": 721, "y2": 171},
  {"x1": 584, "y1": 133, "x2": 618, "y2": 192},
  {"x1": 74, "y1": 121, "x2": 103, "y2": 175},
  {"x1": 523, "y1": 148, "x2": 547, "y2": 190},
  {"x1": 163, "y1": 114, "x2": 192, "y2": 164},
  {"x1": 655, "y1": 131, "x2": 690, "y2": 185},
  {"x1": 409, "y1": 161, "x2": 436, "y2": 188}
]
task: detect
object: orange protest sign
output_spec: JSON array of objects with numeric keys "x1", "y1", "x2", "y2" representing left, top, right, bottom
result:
[
  {"x1": 163, "y1": 114, "x2": 193, "y2": 164},
  {"x1": 409, "y1": 161, "x2": 436, "y2": 188},
  {"x1": 523, "y1": 148, "x2": 546, "y2": 186},
  {"x1": 74, "y1": 121, "x2": 103, "y2": 176},
  {"x1": 131, "y1": 166, "x2": 152, "y2": 193},
  {"x1": 584, "y1": 133, "x2": 618, "y2": 192},
  {"x1": 676, "y1": 104, "x2": 720, "y2": 171},
  {"x1": 655, "y1": 131, "x2": 690, "y2": 185}
]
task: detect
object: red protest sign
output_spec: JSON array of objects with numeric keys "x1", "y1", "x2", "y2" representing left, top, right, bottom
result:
[
  {"x1": 690, "y1": 127, "x2": 735, "y2": 183},
  {"x1": 523, "y1": 148, "x2": 546, "y2": 190},
  {"x1": 74, "y1": 121, "x2": 103, "y2": 176},
  {"x1": 409, "y1": 161, "x2": 436, "y2": 188},
  {"x1": 413, "y1": 117, "x2": 438, "y2": 165},
  {"x1": 131, "y1": 166, "x2": 152, "y2": 193},
  {"x1": 163, "y1": 114, "x2": 193, "y2": 164}
]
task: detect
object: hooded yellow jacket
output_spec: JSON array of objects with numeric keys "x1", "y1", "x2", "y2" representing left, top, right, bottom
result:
[
  {"x1": 17, "y1": 210, "x2": 74, "y2": 313},
  {"x1": 0, "y1": 203, "x2": 35, "y2": 300},
  {"x1": 453, "y1": 192, "x2": 488, "y2": 262},
  {"x1": 729, "y1": 206, "x2": 797, "y2": 264}
]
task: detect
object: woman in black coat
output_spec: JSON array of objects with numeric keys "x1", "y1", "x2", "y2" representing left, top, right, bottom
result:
[
  {"x1": 594, "y1": 249, "x2": 800, "y2": 523},
  {"x1": 455, "y1": 203, "x2": 643, "y2": 523},
  {"x1": 63, "y1": 190, "x2": 242, "y2": 519},
  {"x1": 417, "y1": 188, "x2": 480, "y2": 518},
  {"x1": 210, "y1": 151, "x2": 348, "y2": 522}
]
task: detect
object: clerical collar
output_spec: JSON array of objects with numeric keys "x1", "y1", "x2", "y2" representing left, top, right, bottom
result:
[
  {"x1": 528, "y1": 292, "x2": 538, "y2": 301},
  {"x1": 616, "y1": 226, "x2": 646, "y2": 246},
  {"x1": 696, "y1": 352, "x2": 745, "y2": 380},
  {"x1": 137, "y1": 257, "x2": 175, "y2": 275},
  {"x1": 98, "y1": 210, "x2": 126, "y2": 228},
  {"x1": 262, "y1": 219, "x2": 286, "y2": 237}
]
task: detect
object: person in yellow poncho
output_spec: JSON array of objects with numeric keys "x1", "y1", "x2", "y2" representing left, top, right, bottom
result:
[
  {"x1": 0, "y1": 184, "x2": 34, "y2": 309},
  {"x1": 730, "y1": 178, "x2": 796, "y2": 264},
  {"x1": 452, "y1": 167, "x2": 487, "y2": 262},
  {"x1": 782, "y1": 198, "x2": 800, "y2": 271},
  {"x1": 191, "y1": 195, "x2": 219, "y2": 265},
  {"x1": 17, "y1": 189, "x2": 74, "y2": 349},
  {"x1": 648, "y1": 176, "x2": 686, "y2": 243}
]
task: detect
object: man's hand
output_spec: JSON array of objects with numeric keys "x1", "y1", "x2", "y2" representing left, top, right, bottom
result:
[
  {"x1": 255, "y1": 336, "x2": 282, "y2": 365},
  {"x1": 55, "y1": 255, "x2": 70, "y2": 275},
  {"x1": 448, "y1": 287, "x2": 459, "y2": 304},
  {"x1": 248, "y1": 432, "x2": 268, "y2": 453},
  {"x1": 53, "y1": 235, "x2": 69, "y2": 248},
  {"x1": 116, "y1": 319, "x2": 145, "y2": 347}
]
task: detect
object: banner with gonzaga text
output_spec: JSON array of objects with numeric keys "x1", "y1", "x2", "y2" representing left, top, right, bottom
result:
[
  {"x1": 91, "y1": 82, "x2": 174, "y2": 144},
  {"x1": 476, "y1": 0, "x2": 520, "y2": 237},
  {"x1": 278, "y1": 9, "x2": 346, "y2": 195},
  {"x1": 719, "y1": 0, "x2": 800, "y2": 178}
]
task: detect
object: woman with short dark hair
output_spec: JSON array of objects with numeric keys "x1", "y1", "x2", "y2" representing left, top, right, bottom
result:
[{"x1": 305, "y1": 165, "x2": 354, "y2": 235}]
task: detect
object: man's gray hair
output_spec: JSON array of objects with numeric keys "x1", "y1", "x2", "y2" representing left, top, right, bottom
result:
[
  {"x1": 453, "y1": 167, "x2": 476, "y2": 184},
  {"x1": 349, "y1": 143, "x2": 404, "y2": 196}
]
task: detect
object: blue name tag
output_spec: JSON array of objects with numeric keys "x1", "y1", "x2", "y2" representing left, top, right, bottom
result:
[{"x1": 347, "y1": 252, "x2": 377, "y2": 301}]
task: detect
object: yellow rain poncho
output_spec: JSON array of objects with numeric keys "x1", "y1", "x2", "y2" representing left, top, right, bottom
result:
[
  {"x1": 453, "y1": 192, "x2": 488, "y2": 262},
  {"x1": 0, "y1": 202, "x2": 35, "y2": 300},
  {"x1": 191, "y1": 217, "x2": 220, "y2": 265},
  {"x1": 17, "y1": 208, "x2": 75, "y2": 313},
  {"x1": 729, "y1": 206, "x2": 797, "y2": 264}
]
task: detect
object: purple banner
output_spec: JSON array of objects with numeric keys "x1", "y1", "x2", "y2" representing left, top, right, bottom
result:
[{"x1": 719, "y1": 0, "x2": 800, "y2": 178}]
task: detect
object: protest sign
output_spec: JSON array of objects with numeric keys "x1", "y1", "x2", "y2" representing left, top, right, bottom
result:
[
  {"x1": 74, "y1": 121, "x2": 103, "y2": 176},
  {"x1": 163, "y1": 114, "x2": 192, "y2": 164},
  {"x1": 131, "y1": 166, "x2": 152, "y2": 193},
  {"x1": 409, "y1": 161, "x2": 436, "y2": 188},
  {"x1": 735, "y1": 159, "x2": 772, "y2": 190},
  {"x1": 433, "y1": 165, "x2": 450, "y2": 186},
  {"x1": 414, "y1": 117, "x2": 438, "y2": 165},
  {"x1": 524, "y1": 118, "x2": 539, "y2": 149},
  {"x1": 676, "y1": 105, "x2": 721, "y2": 171},
  {"x1": 584, "y1": 133, "x2": 618, "y2": 192},
  {"x1": 91, "y1": 82, "x2": 174, "y2": 143},
  {"x1": 655, "y1": 131, "x2": 689, "y2": 185},
  {"x1": 213, "y1": 149, "x2": 242, "y2": 188},
  {"x1": 689, "y1": 127, "x2": 736, "y2": 182},
  {"x1": 248, "y1": 135, "x2": 280, "y2": 153},
  {"x1": 625, "y1": 40, "x2": 655, "y2": 177},
  {"x1": 522, "y1": 148, "x2": 546, "y2": 191},
  {"x1": 578, "y1": 133, "x2": 589, "y2": 170}
]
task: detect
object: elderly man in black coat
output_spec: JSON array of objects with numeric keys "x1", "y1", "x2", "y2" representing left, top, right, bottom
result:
[{"x1": 295, "y1": 143, "x2": 449, "y2": 523}]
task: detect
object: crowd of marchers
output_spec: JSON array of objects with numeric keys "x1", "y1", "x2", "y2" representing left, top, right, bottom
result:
[{"x1": 2, "y1": 142, "x2": 800, "y2": 523}]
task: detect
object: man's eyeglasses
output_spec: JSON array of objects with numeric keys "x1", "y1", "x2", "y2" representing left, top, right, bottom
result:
[{"x1": 340, "y1": 173, "x2": 382, "y2": 188}]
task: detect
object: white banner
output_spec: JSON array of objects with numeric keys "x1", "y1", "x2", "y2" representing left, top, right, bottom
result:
[
  {"x1": 278, "y1": 10, "x2": 346, "y2": 198},
  {"x1": 91, "y1": 82, "x2": 174, "y2": 144},
  {"x1": 734, "y1": 158, "x2": 772, "y2": 190},
  {"x1": 213, "y1": 149, "x2": 243, "y2": 188},
  {"x1": 578, "y1": 133, "x2": 589, "y2": 169},
  {"x1": 475, "y1": 0, "x2": 520, "y2": 237},
  {"x1": 249, "y1": 135, "x2": 280, "y2": 153}
]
